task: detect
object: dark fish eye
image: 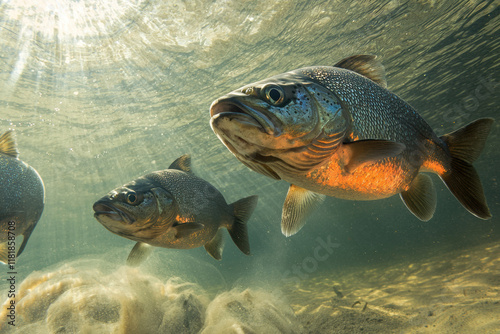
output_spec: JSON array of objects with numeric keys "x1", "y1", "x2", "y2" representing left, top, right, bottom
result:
[
  {"x1": 264, "y1": 85, "x2": 285, "y2": 106},
  {"x1": 126, "y1": 192, "x2": 139, "y2": 205}
]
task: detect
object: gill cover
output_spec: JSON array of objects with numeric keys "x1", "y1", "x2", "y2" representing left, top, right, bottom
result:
[{"x1": 235, "y1": 71, "x2": 351, "y2": 175}]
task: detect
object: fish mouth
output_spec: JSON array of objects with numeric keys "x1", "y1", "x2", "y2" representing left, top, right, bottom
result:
[
  {"x1": 93, "y1": 202, "x2": 135, "y2": 225},
  {"x1": 210, "y1": 97, "x2": 277, "y2": 135}
]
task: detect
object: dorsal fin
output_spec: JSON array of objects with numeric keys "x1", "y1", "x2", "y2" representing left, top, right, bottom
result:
[
  {"x1": 334, "y1": 55, "x2": 387, "y2": 88},
  {"x1": 168, "y1": 154, "x2": 192, "y2": 173},
  {"x1": 0, "y1": 130, "x2": 19, "y2": 158}
]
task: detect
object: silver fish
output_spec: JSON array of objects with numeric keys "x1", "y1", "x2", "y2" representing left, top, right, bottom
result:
[
  {"x1": 0, "y1": 130, "x2": 45, "y2": 263},
  {"x1": 210, "y1": 54, "x2": 493, "y2": 236},
  {"x1": 93, "y1": 154, "x2": 258, "y2": 265}
]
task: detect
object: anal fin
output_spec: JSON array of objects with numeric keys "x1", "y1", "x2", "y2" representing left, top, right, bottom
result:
[
  {"x1": 126, "y1": 242, "x2": 154, "y2": 267},
  {"x1": 281, "y1": 184, "x2": 325, "y2": 237},
  {"x1": 400, "y1": 173, "x2": 436, "y2": 221},
  {"x1": 204, "y1": 229, "x2": 225, "y2": 260}
]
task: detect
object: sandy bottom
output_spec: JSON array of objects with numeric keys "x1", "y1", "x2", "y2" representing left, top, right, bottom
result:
[
  {"x1": 1, "y1": 242, "x2": 499, "y2": 333},
  {"x1": 0, "y1": 259, "x2": 301, "y2": 333},
  {"x1": 284, "y1": 242, "x2": 500, "y2": 334}
]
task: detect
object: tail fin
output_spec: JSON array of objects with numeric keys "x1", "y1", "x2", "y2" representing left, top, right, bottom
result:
[
  {"x1": 440, "y1": 118, "x2": 494, "y2": 219},
  {"x1": 228, "y1": 195, "x2": 258, "y2": 255}
]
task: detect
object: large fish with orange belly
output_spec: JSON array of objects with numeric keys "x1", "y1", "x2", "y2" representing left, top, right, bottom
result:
[{"x1": 210, "y1": 54, "x2": 493, "y2": 236}]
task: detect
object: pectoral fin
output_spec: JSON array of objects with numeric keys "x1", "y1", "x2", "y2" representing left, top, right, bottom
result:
[
  {"x1": 281, "y1": 184, "x2": 326, "y2": 237},
  {"x1": 127, "y1": 242, "x2": 154, "y2": 267},
  {"x1": 344, "y1": 140, "x2": 406, "y2": 173},
  {"x1": 173, "y1": 222, "x2": 204, "y2": 239},
  {"x1": 400, "y1": 173, "x2": 436, "y2": 221},
  {"x1": 169, "y1": 154, "x2": 192, "y2": 173},
  {"x1": 204, "y1": 229, "x2": 225, "y2": 260}
]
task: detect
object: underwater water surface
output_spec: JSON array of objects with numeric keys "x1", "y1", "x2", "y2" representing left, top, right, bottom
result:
[{"x1": 0, "y1": 0, "x2": 499, "y2": 333}]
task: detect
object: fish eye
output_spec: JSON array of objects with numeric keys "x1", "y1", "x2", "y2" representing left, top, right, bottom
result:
[
  {"x1": 264, "y1": 85, "x2": 285, "y2": 106},
  {"x1": 126, "y1": 192, "x2": 141, "y2": 205}
]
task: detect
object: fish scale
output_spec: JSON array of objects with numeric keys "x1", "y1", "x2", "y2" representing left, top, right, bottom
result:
[{"x1": 301, "y1": 66, "x2": 436, "y2": 146}]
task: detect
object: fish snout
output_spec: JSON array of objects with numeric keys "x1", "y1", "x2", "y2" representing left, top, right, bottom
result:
[
  {"x1": 210, "y1": 96, "x2": 277, "y2": 136},
  {"x1": 92, "y1": 201, "x2": 112, "y2": 214},
  {"x1": 93, "y1": 201, "x2": 135, "y2": 225},
  {"x1": 210, "y1": 92, "x2": 248, "y2": 118}
]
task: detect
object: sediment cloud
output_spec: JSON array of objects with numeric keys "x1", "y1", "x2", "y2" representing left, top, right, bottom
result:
[{"x1": 0, "y1": 261, "x2": 300, "y2": 333}]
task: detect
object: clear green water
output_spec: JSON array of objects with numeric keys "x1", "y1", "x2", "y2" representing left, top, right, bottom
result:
[{"x1": 0, "y1": 0, "x2": 498, "y2": 332}]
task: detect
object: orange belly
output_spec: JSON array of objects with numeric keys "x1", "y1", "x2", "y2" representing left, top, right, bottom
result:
[{"x1": 299, "y1": 157, "x2": 410, "y2": 200}]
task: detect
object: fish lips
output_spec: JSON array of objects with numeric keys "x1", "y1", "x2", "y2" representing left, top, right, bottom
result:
[
  {"x1": 210, "y1": 97, "x2": 277, "y2": 135},
  {"x1": 93, "y1": 201, "x2": 135, "y2": 225}
]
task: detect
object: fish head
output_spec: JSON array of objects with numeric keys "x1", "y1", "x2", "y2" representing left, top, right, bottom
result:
[
  {"x1": 210, "y1": 70, "x2": 349, "y2": 178},
  {"x1": 93, "y1": 177, "x2": 176, "y2": 241}
]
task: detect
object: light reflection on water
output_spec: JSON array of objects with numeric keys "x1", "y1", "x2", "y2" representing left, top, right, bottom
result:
[{"x1": 0, "y1": 0, "x2": 498, "y2": 290}]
